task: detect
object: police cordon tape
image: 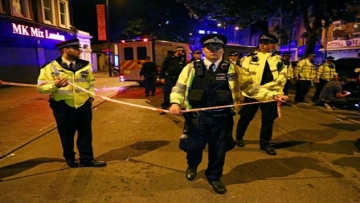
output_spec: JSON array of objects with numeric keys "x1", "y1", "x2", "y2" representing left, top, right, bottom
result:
[{"x1": 1, "y1": 80, "x2": 282, "y2": 118}]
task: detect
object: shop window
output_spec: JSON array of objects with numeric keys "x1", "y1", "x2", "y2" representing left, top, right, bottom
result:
[
  {"x1": 10, "y1": 0, "x2": 30, "y2": 18},
  {"x1": 124, "y1": 47, "x2": 134, "y2": 60},
  {"x1": 58, "y1": 0, "x2": 69, "y2": 28},
  {"x1": 137, "y1": 47, "x2": 147, "y2": 60},
  {"x1": 41, "y1": 0, "x2": 55, "y2": 25},
  {"x1": 354, "y1": 23, "x2": 360, "y2": 35}
]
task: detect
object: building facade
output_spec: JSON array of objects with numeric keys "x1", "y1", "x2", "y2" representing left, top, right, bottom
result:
[
  {"x1": 0, "y1": 0, "x2": 93, "y2": 84},
  {"x1": 320, "y1": 19, "x2": 360, "y2": 59}
]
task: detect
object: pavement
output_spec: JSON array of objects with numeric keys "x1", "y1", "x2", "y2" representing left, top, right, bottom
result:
[
  {"x1": 0, "y1": 72, "x2": 137, "y2": 159},
  {"x1": 0, "y1": 78, "x2": 357, "y2": 160}
]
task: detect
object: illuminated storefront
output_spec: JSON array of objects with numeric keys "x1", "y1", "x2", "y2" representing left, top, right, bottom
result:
[
  {"x1": 320, "y1": 38, "x2": 360, "y2": 60},
  {"x1": 0, "y1": 18, "x2": 75, "y2": 83}
]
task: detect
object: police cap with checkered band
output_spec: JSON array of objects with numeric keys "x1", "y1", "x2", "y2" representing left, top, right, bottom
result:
[
  {"x1": 200, "y1": 34, "x2": 228, "y2": 47},
  {"x1": 56, "y1": 38, "x2": 81, "y2": 50},
  {"x1": 258, "y1": 33, "x2": 279, "y2": 44}
]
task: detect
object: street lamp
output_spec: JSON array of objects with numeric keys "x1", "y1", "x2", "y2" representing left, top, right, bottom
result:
[{"x1": 234, "y1": 26, "x2": 239, "y2": 44}]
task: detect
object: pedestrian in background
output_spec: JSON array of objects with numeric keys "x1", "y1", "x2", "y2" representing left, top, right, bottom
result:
[
  {"x1": 312, "y1": 56, "x2": 337, "y2": 101},
  {"x1": 281, "y1": 51, "x2": 294, "y2": 106},
  {"x1": 140, "y1": 56, "x2": 158, "y2": 96},
  {"x1": 37, "y1": 38, "x2": 106, "y2": 168},
  {"x1": 294, "y1": 53, "x2": 317, "y2": 103},
  {"x1": 235, "y1": 33, "x2": 288, "y2": 156},
  {"x1": 169, "y1": 34, "x2": 255, "y2": 194},
  {"x1": 159, "y1": 46, "x2": 186, "y2": 114},
  {"x1": 317, "y1": 76, "x2": 350, "y2": 109}
]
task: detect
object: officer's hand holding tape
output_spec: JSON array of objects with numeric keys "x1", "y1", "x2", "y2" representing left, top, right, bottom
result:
[
  {"x1": 274, "y1": 94, "x2": 288, "y2": 103},
  {"x1": 55, "y1": 78, "x2": 69, "y2": 88},
  {"x1": 169, "y1": 103, "x2": 182, "y2": 115}
]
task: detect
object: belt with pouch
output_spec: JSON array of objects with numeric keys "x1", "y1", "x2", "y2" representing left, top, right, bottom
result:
[{"x1": 191, "y1": 109, "x2": 230, "y2": 118}]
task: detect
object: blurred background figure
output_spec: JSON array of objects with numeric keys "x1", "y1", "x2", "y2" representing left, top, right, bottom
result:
[
  {"x1": 228, "y1": 51, "x2": 240, "y2": 66},
  {"x1": 140, "y1": 56, "x2": 158, "y2": 97},
  {"x1": 281, "y1": 51, "x2": 294, "y2": 106},
  {"x1": 190, "y1": 50, "x2": 202, "y2": 62},
  {"x1": 312, "y1": 56, "x2": 337, "y2": 102}
]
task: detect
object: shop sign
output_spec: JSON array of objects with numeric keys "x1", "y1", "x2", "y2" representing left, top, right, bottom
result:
[
  {"x1": 12, "y1": 23, "x2": 65, "y2": 41},
  {"x1": 327, "y1": 38, "x2": 360, "y2": 48}
]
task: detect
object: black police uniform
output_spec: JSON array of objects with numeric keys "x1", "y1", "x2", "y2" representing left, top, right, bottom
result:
[
  {"x1": 185, "y1": 60, "x2": 233, "y2": 181},
  {"x1": 49, "y1": 57, "x2": 94, "y2": 163},
  {"x1": 140, "y1": 60, "x2": 158, "y2": 96},
  {"x1": 282, "y1": 56, "x2": 292, "y2": 96},
  {"x1": 159, "y1": 55, "x2": 186, "y2": 109},
  {"x1": 236, "y1": 57, "x2": 278, "y2": 148}
]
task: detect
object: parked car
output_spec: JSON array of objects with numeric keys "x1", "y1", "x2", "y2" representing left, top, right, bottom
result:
[
  {"x1": 333, "y1": 57, "x2": 360, "y2": 109},
  {"x1": 333, "y1": 57, "x2": 360, "y2": 97}
]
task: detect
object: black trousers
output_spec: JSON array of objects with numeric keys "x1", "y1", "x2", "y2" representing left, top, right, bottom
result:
[
  {"x1": 313, "y1": 79, "x2": 328, "y2": 101},
  {"x1": 161, "y1": 76, "x2": 177, "y2": 109},
  {"x1": 51, "y1": 100, "x2": 94, "y2": 162},
  {"x1": 283, "y1": 79, "x2": 292, "y2": 96},
  {"x1": 236, "y1": 97, "x2": 278, "y2": 147},
  {"x1": 294, "y1": 80, "x2": 312, "y2": 102},
  {"x1": 143, "y1": 77, "x2": 155, "y2": 95},
  {"x1": 185, "y1": 112, "x2": 231, "y2": 181}
]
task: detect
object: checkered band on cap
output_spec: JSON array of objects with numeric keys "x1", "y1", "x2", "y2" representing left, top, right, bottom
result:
[
  {"x1": 56, "y1": 39, "x2": 81, "y2": 49},
  {"x1": 57, "y1": 41, "x2": 80, "y2": 49},
  {"x1": 175, "y1": 47, "x2": 185, "y2": 51},
  {"x1": 203, "y1": 37, "x2": 224, "y2": 46}
]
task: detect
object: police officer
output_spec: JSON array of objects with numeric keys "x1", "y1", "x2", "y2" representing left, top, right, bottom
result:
[
  {"x1": 159, "y1": 46, "x2": 186, "y2": 114},
  {"x1": 228, "y1": 51, "x2": 241, "y2": 66},
  {"x1": 312, "y1": 56, "x2": 337, "y2": 101},
  {"x1": 37, "y1": 39, "x2": 106, "y2": 168},
  {"x1": 169, "y1": 34, "x2": 255, "y2": 194},
  {"x1": 294, "y1": 53, "x2": 317, "y2": 103},
  {"x1": 140, "y1": 56, "x2": 158, "y2": 96},
  {"x1": 190, "y1": 50, "x2": 202, "y2": 62},
  {"x1": 282, "y1": 51, "x2": 294, "y2": 106},
  {"x1": 235, "y1": 33, "x2": 288, "y2": 156}
]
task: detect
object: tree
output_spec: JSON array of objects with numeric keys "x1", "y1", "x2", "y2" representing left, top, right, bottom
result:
[{"x1": 176, "y1": 0, "x2": 360, "y2": 57}]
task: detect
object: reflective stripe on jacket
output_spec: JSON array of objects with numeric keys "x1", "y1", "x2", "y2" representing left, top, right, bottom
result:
[
  {"x1": 37, "y1": 60, "x2": 95, "y2": 108},
  {"x1": 294, "y1": 58, "x2": 316, "y2": 81},
  {"x1": 317, "y1": 62, "x2": 337, "y2": 81}
]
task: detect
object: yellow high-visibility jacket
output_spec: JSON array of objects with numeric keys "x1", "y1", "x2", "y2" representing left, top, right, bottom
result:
[
  {"x1": 294, "y1": 58, "x2": 316, "y2": 81},
  {"x1": 316, "y1": 62, "x2": 337, "y2": 81},
  {"x1": 283, "y1": 60, "x2": 294, "y2": 79},
  {"x1": 170, "y1": 60, "x2": 255, "y2": 109},
  {"x1": 241, "y1": 51, "x2": 287, "y2": 101},
  {"x1": 37, "y1": 58, "x2": 95, "y2": 108}
]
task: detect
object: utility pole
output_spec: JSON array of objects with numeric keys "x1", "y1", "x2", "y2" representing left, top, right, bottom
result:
[{"x1": 106, "y1": 0, "x2": 112, "y2": 77}]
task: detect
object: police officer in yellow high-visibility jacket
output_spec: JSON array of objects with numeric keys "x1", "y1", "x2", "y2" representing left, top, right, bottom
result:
[
  {"x1": 294, "y1": 53, "x2": 317, "y2": 103},
  {"x1": 168, "y1": 34, "x2": 258, "y2": 194},
  {"x1": 281, "y1": 51, "x2": 294, "y2": 106},
  {"x1": 235, "y1": 33, "x2": 288, "y2": 156},
  {"x1": 37, "y1": 39, "x2": 106, "y2": 168},
  {"x1": 312, "y1": 56, "x2": 337, "y2": 101}
]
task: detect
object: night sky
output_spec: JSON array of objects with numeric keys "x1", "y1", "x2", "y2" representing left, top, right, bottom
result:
[{"x1": 71, "y1": 0, "x2": 191, "y2": 44}]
